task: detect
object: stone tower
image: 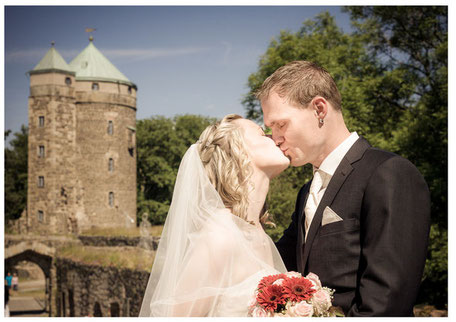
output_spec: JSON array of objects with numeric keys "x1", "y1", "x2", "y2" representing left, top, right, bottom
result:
[{"x1": 27, "y1": 38, "x2": 137, "y2": 235}]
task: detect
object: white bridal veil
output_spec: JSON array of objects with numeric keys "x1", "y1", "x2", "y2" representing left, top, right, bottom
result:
[{"x1": 139, "y1": 144, "x2": 287, "y2": 317}]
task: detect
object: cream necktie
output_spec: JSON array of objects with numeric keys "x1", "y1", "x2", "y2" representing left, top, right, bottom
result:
[{"x1": 304, "y1": 170, "x2": 324, "y2": 240}]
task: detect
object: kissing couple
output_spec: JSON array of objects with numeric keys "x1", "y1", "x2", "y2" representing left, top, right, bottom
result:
[{"x1": 139, "y1": 61, "x2": 430, "y2": 317}]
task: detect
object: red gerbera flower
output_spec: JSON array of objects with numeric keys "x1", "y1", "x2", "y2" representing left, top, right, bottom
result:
[
  {"x1": 258, "y1": 273, "x2": 286, "y2": 290},
  {"x1": 282, "y1": 277, "x2": 316, "y2": 302},
  {"x1": 256, "y1": 284, "x2": 286, "y2": 312}
]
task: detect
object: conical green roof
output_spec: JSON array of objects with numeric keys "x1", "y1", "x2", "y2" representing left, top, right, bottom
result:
[
  {"x1": 69, "y1": 39, "x2": 136, "y2": 88},
  {"x1": 29, "y1": 44, "x2": 74, "y2": 75}
]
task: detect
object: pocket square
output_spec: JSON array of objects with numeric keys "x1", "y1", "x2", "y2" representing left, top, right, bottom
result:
[{"x1": 322, "y1": 206, "x2": 343, "y2": 226}]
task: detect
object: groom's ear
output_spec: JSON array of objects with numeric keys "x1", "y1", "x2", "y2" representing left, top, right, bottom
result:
[{"x1": 311, "y1": 96, "x2": 328, "y2": 119}]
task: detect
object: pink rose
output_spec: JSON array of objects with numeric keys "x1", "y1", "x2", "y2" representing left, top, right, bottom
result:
[
  {"x1": 251, "y1": 306, "x2": 270, "y2": 317},
  {"x1": 311, "y1": 289, "x2": 332, "y2": 315},
  {"x1": 305, "y1": 272, "x2": 322, "y2": 290},
  {"x1": 288, "y1": 301, "x2": 314, "y2": 317}
]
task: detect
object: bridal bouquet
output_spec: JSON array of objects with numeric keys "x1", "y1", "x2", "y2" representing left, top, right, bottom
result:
[{"x1": 248, "y1": 271, "x2": 343, "y2": 317}]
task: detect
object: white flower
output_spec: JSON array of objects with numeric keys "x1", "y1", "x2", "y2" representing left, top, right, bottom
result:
[
  {"x1": 285, "y1": 271, "x2": 302, "y2": 278},
  {"x1": 311, "y1": 289, "x2": 332, "y2": 316},
  {"x1": 272, "y1": 278, "x2": 284, "y2": 286}
]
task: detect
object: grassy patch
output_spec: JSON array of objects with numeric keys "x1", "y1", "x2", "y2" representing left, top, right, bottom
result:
[
  {"x1": 56, "y1": 245, "x2": 154, "y2": 272},
  {"x1": 12, "y1": 289, "x2": 46, "y2": 299},
  {"x1": 80, "y1": 226, "x2": 163, "y2": 238}
]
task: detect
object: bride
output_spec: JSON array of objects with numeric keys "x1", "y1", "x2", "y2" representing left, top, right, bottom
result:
[{"x1": 139, "y1": 114, "x2": 290, "y2": 317}]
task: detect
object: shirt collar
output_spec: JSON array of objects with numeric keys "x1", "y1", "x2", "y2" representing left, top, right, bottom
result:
[{"x1": 313, "y1": 132, "x2": 359, "y2": 177}]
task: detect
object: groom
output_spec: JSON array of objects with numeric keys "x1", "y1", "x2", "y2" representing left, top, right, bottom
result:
[{"x1": 258, "y1": 61, "x2": 431, "y2": 316}]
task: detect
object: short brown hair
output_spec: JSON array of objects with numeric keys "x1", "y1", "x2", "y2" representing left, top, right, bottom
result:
[{"x1": 256, "y1": 61, "x2": 342, "y2": 111}]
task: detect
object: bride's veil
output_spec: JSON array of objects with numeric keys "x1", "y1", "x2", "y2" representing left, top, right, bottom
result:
[
  {"x1": 139, "y1": 143, "x2": 226, "y2": 316},
  {"x1": 139, "y1": 143, "x2": 286, "y2": 317}
]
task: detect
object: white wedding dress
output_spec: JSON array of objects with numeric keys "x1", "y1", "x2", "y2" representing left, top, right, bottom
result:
[{"x1": 139, "y1": 144, "x2": 287, "y2": 317}]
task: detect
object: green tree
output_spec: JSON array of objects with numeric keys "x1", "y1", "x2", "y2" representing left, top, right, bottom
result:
[
  {"x1": 344, "y1": 6, "x2": 448, "y2": 226},
  {"x1": 244, "y1": 7, "x2": 447, "y2": 308},
  {"x1": 136, "y1": 115, "x2": 215, "y2": 225},
  {"x1": 345, "y1": 6, "x2": 447, "y2": 308},
  {"x1": 4, "y1": 126, "x2": 28, "y2": 226}
]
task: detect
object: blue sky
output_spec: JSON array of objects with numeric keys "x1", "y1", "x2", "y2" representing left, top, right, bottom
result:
[{"x1": 4, "y1": 6, "x2": 352, "y2": 143}]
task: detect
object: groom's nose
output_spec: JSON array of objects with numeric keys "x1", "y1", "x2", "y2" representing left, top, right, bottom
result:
[{"x1": 272, "y1": 132, "x2": 284, "y2": 146}]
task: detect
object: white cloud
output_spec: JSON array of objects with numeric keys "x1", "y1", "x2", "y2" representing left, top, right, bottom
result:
[
  {"x1": 102, "y1": 47, "x2": 211, "y2": 62},
  {"x1": 5, "y1": 49, "x2": 79, "y2": 63},
  {"x1": 6, "y1": 46, "x2": 211, "y2": 64}
]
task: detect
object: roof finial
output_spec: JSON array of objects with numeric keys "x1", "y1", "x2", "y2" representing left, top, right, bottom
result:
[
  {"x1": 51, "y1": 41, "x2": 55, "y2": 47},
  {"x1": 85, "y1": 28, "x2": 96, "y2": 43}
]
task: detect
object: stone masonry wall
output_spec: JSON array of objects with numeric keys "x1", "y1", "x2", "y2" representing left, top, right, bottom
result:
[
  {"x1": 28, "y1": 73, "x2": 79, "y2": 235},
  {"x1": 78, "y1": 235, "x2": 159, "y2": 250},
  {"x1": 55, "y1": 257, "x2": 149, "y2": 317},
  {"x1": 27, "y1": 73, "x2": 137, "y2": 235},
  {"x1": 75, "y1": 86, "x2": 137, "y2": 231}
]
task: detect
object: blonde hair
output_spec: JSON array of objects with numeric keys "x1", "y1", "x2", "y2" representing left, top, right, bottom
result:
[
  {"x1": 256, "y1": 60, "x2": 342, "y2": 111},
  {"x1": 197, "y1": 114, "x2": 272, "y2": 226}
]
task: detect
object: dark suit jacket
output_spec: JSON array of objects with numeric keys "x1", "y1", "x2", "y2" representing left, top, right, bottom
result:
[{"x1": 276, "y1": 136, "x2": 431, "y2": 317}]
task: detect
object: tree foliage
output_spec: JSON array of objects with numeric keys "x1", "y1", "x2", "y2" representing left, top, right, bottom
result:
[
  {"x1": 4, "y1": 126, "x2": 28, "y2": 225},
  {"x1": 136, "y1": 115, "x2": 215, "y2": 225},
  {"x1": 243, "y1": 7, "x2": 447, "y2": 308}
]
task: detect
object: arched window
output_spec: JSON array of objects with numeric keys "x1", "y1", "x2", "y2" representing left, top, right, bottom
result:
[
  {"x1": 110, "y1": 302, "x2": 120, "y2": 317},
  {"x1": 38, "y1": 145, "x2": 45, "y2": 158},
  {"x1": 38, "y1": 176, "x2": 45, "y2": 188},
  {"x1": 109, "y1": 192, "x2": 114, "y2": 207},
  {"x1": 61, "y1": 291, "x2": 66, "y2": 317},
  {"x1": 38, "y1": 210, "x2": 44, "y2": 223},
  {"x1": 93, "y1": 302, "x2": 102, "y2": 317},
  {"x1": 39, "y1": 116, "x2": 45, "y2": 127},
  {"x1": 127, "y1": 127, "x2": 136, "y2": 156},
  {"x1": 109, "y1": 158, "x2": 114, "y2": 172},
  {"x1": 65, "y1": 77, "x2": 72, "y2": 86},
  {"x1": 128, "y1": 86, "x2": 132, "y2": 94},
  {"x1": 92, "y1": 83, "x2": 99, "y2": 91},
  {"x1": 108, "y1": 121, "x2": 114, "y2": 135},
  {"x1": 68, "y1": 289, "x2": 75, "y2": 317}
]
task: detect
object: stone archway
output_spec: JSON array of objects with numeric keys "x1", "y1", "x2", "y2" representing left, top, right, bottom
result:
[{"x1": 5, "y1": 242, "x2": 56, "y2": 316}]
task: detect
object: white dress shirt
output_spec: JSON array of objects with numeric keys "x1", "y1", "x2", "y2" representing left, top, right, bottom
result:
[{"x1": 304, "y1": 132, "x2": 359, "y2": 237}]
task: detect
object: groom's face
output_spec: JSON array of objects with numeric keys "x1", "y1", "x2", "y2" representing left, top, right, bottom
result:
[{"x1": 262, "y1": 91, "x2": 322, "y2": 167}]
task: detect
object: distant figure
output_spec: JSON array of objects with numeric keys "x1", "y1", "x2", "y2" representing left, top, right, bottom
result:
[
  {"x1": 12, "y1": 273, "x2": 19, "y2": 291},
  {"x1": 4, "y1": 280, "x2": 10, "y2": 317},
  {"x1": 5, "y1": 273, "x2": 12, "y2": 290}
]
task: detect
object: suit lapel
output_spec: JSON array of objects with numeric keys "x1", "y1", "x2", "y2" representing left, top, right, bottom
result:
[
  {"x1": 301, "y1": 137, "x2": 371, "y2": 268},
  {"x1": 296, "y1": 183, "x2": 310, "y2": 273}
]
